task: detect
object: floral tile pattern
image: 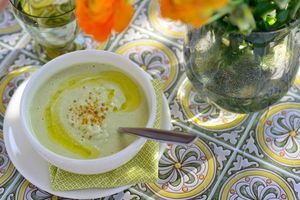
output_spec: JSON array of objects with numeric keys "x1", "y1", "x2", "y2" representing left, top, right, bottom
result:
[
  {"x1": 169, "y1": 78, "x2": 255, "y2": 148},
  {"x1": 0, "y1": 66, "x2": 37, "y2": 114},
  {"x1": 1, "y1": 0, "x2": 300, "y2": 200},
  {"x1": 176, "y1": 79, "x2": 247, "y2": 131},
  {"x1": 220, "y1": 168, "x2": 296, "y2": 199},
  {"x1": 0, "y1": 8, "x2": 21, "y2": 36},
  {"x1": 146, "y1": 139, "x2": 216, "y2": 199},
  {"x1": 241, "y1": 103, "x2": 300, "y2": 176},
  {"x1": 110, "y1": 26, "x2": 185, "y2": 96},
  {"x1": 115, "y1": 39, "x2": 178, "y2": 91},
  {"x1": 257, "y1": 103, "x2": 300, "y2": 167},
  {"x1": 211, "y1": 151, "x2": 300, "y2": 200},
  {"x1": 131, "y1": 123, "x2": 233, "y2": 200}
]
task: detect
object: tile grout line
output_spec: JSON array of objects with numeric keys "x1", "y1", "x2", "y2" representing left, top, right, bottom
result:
[
  {"x1": 19, "y1": 49, "x2": 39, "y2": 60},
  {"x1": 131, "y1": 25, "x2": 183, "y2": 49},
  {"x1": 14, "y1": 33, "x2": 30, "y2": 49},
  {"x1": 173, "y1": 121, "x2": 236, "y2": 151},
  {"x1": 166, "y1": 73, "x2": 186, "y2": 103},
  {"x1": 207, "y1": 151, "x2": 238, "y2": 200},
  {"x1": 173, "y1": 121, "x2": 240, "y2": 152},
  {"x1": 0, "y1": 51, "x2": 16, "y2": 73},
  {"x1": 1, "y1": 173, "x2": 22, "y2": 199},
  {"x1": 206, "y1": 113, "x2": 258, "y2": 200},
  {"x1": 287, "y1": 91, "x2": 300, "y2": 100},
  {"x1": 15, "y1": 34, "x2": 48, "y2": 64},
  {"x1": 16, "y1": 33, "x2": 43, "y2": 60},
  {"x1": 235, "y1": 113, "x2": 259, "y2": 150},
  {"x1": 237, "y1": 150, "x2": 300, "y2": 180}
]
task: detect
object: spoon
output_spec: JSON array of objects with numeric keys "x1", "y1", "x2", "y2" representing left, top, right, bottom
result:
[{"x1": 118, "y1": 127, "x2": 198, "y2": 144}]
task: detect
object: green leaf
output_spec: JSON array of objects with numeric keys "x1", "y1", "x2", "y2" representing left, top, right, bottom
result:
[
  {"x1": 254, "y1": 1, "x2": 277, "y2": 18},
  {"x1": 277, "y1": 10, "x2": 289, "y2": 23},
  {"x1": 270, "y1": 9, "x2": 289, "y2": 29},
  {"x1": 289, "y1": 0, "x2": 300, "y2": 19},
  {"x1": 265, "y1": 14, "x2": 277, "y2": 25}
]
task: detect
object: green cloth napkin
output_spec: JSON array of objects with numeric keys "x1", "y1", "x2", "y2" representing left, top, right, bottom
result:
[{"x1": 49, "y1": 80, "x2": 163, "y2": 191}]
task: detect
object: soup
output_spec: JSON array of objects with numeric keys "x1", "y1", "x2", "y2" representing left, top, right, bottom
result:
[{"x1": 30, "y1": 63, "x2": 149, "y2": 159}]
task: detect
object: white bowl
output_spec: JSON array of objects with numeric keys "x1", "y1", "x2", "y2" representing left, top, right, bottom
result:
[{"x1": 20, "y1": 50, "x2": 157, "y2": 174}]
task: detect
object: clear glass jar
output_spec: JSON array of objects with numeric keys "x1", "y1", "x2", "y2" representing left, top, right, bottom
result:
[{"x1": 184, "y1": 20, "x2": 300, "y2": 113}]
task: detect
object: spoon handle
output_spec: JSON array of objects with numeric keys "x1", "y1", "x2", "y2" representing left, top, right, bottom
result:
[{"x1": 118, "y1": 127, "x2": 198, "y2": 144}]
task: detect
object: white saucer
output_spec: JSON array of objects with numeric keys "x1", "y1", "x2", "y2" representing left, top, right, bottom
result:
[{"x1": 3, "y1": 81, "x2": 171, "y2": 199}]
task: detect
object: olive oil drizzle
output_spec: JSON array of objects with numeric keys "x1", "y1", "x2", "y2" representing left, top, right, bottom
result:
[{"x1": 44, "y1": 71, "x2": 142, "y2": 158}]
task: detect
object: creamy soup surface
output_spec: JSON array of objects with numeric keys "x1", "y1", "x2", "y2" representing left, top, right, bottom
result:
[{"x1": 30, "y1": 63, "x2": 149, "y2": 159}]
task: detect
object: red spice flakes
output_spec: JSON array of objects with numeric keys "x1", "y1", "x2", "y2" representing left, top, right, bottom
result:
[{"x1": 68, "y1": 92, "x2": 110, "y2": 129}]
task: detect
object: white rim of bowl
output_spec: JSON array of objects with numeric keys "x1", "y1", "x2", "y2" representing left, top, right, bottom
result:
[{"x1": 19, "y1": 50, "x2": 156, "y2": 165}]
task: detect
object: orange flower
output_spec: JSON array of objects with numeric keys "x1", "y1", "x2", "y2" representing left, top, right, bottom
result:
[
  {"x1": 76, "y1": 0, "x2": 134, "y2": 41},
  {"x1": 160, "y1": 0, "x2": 229, "y2": 27}
]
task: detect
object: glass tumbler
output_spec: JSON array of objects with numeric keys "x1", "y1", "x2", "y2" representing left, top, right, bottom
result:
[{"x1": 10, "y1": 0, "x2": 79, "y2": 59}]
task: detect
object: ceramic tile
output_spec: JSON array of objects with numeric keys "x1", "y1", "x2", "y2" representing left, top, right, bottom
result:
[
  {"x1": 110, "y1": 26, "x2": 184, "y2": 96},
  {"x1": 210, "y1": 152, "x2": 300, "y2": 200},
  {"x1": 132, "y1": 123, "x2": 233, "y2": 200},
  {"x1": 240, "y1": 100, "x2": 300, "y2": 178}
]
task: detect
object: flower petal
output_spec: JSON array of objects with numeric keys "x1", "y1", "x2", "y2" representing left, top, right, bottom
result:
[
  {"x1": 160, "y1": 0, "x2": 228, "y2": 28},
  {"x1": 113, "y1": 0, "x2": 134, "y2": 32},
  {"x1": 76, "y1": 0, "x2": 133, "y2": 41}
]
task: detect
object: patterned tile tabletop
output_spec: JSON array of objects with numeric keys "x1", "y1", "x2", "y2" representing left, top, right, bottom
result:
[{"x1": 1, "y1": 0, "x2": 300, "y2": 199}]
